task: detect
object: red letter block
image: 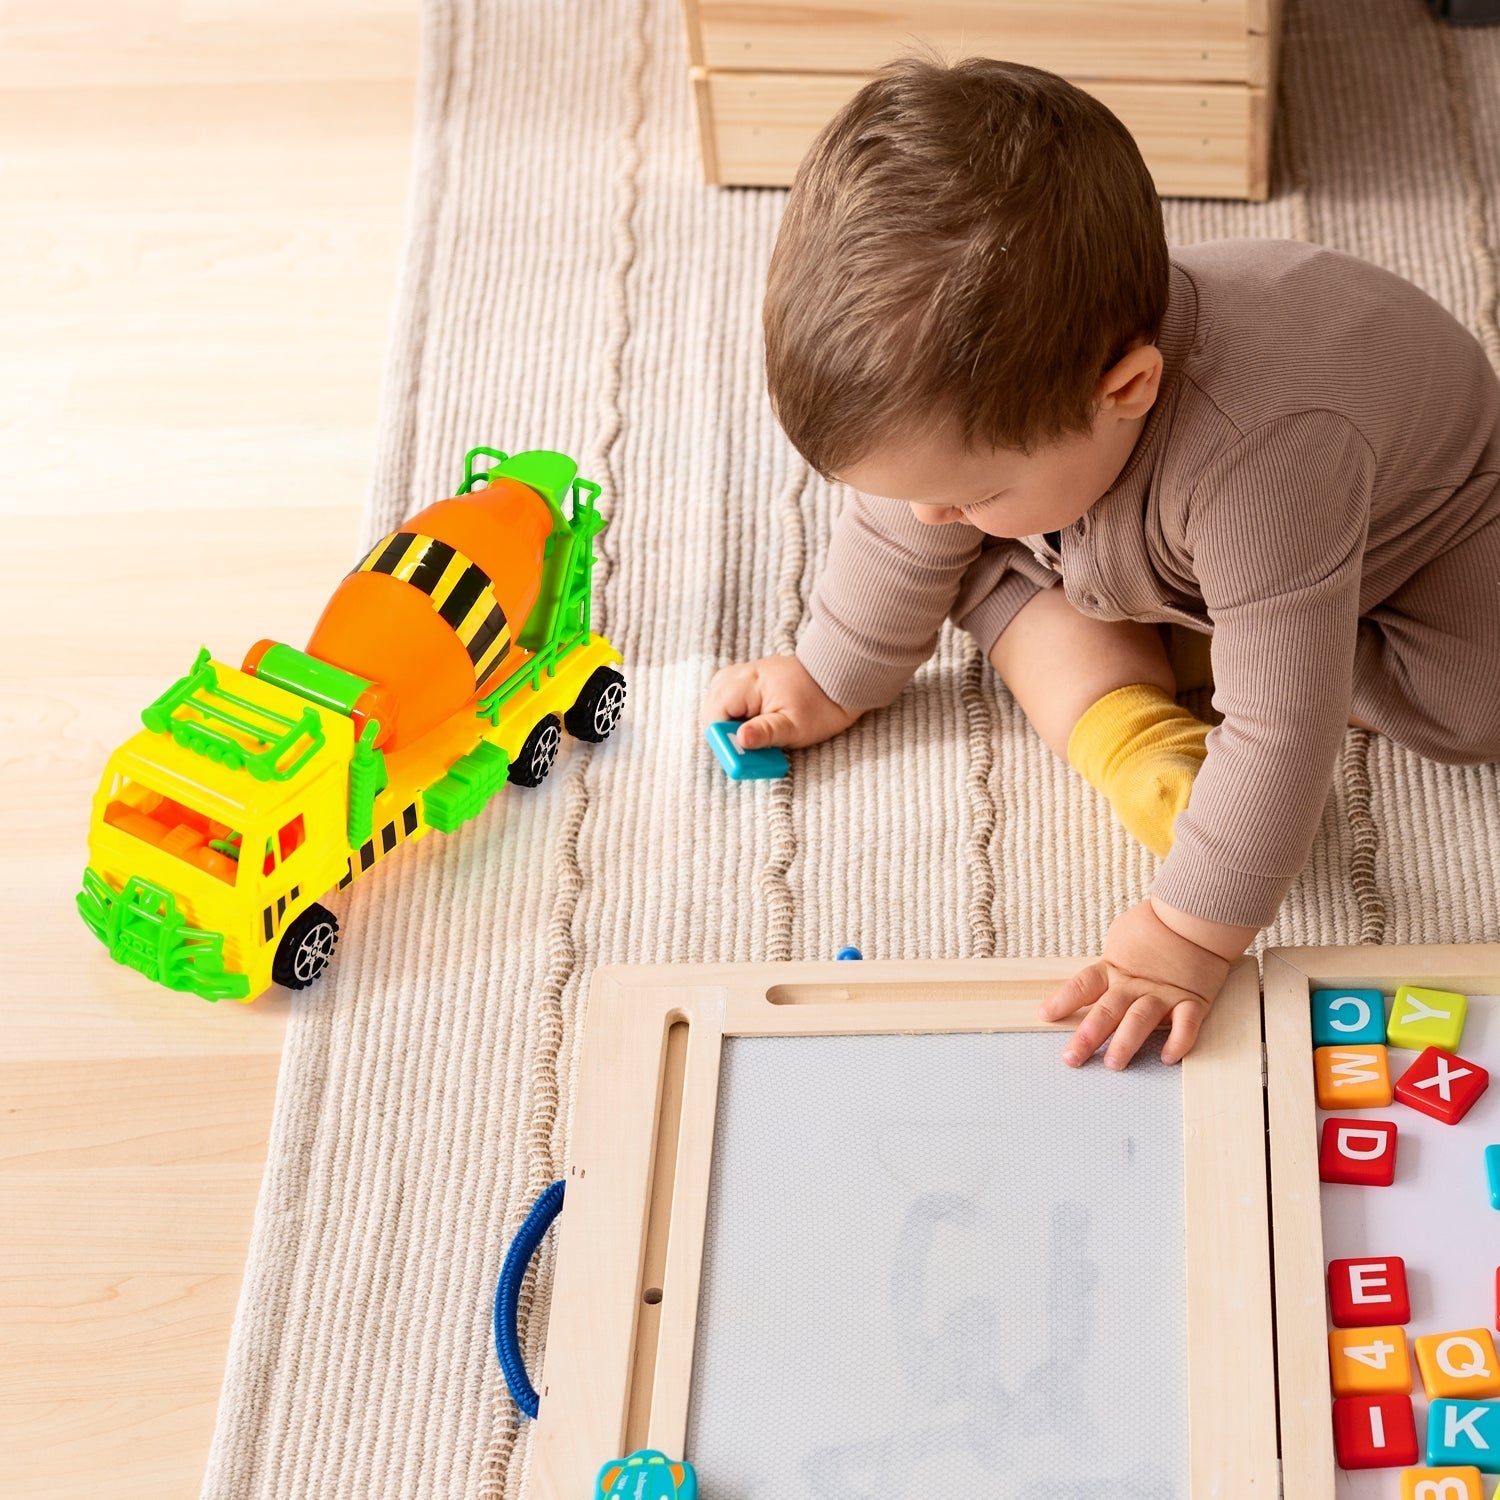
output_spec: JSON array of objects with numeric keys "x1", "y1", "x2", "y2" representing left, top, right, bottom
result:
[
  {"x1": 1330, "y1": 1257, "x2": 1411, "y2": 1327},
  {"x1": 1333, "y1": 1395, "x2": 1418, "y2": 1468},
  {"x1": 1321, "y1": 1117, "x2": 1399, "y2": 1187},
  {"x1": 1394, "y1": 1046, "x2": 1489, "y2": 1125}
]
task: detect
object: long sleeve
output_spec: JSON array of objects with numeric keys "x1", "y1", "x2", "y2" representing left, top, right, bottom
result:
[
  {"x1": 797, "y1": 489, "x2": 1047, "y2": 710},
  {"x1": 1153, "y1": 411, "x2": 1376, "y2": 928}
]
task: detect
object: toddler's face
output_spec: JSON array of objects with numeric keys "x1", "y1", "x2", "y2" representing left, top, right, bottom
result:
[{"x1": 834, "y1": 344, "x2": 1163, "y2": 540}]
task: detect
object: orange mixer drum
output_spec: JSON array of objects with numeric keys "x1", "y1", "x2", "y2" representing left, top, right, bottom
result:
[{"x1": 307, "y1": 476, "x2": 554, "y2": 750}]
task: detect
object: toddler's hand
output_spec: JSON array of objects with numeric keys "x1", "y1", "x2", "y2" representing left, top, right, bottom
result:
[
  {"x1": 1039, "y1": 898, "x2": 1233, "y2": 1070},
  {"x1": 702, "y1": 655, "x2": 861, "y2": 751}
]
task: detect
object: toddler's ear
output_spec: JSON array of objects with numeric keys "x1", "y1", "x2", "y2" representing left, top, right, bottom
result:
[{"x1": 1096, "y1": 344, "x2": 1163, "y2": 420}]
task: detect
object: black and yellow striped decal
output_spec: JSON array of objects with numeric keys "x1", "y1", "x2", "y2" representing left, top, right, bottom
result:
[
  {"x1": 352, "y1": 532, "x2": 512, "y2": 684},
  {"x1": 260, "y1": 885, "x2": 302, "y2": 944},
  {"x1": 337, "y1": 802, "x2": 421, "y2": 891}
]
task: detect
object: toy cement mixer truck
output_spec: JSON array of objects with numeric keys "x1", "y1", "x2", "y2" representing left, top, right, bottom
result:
[{"x1": 77, "y1": 447, "x2": 625, "y2": 1004}]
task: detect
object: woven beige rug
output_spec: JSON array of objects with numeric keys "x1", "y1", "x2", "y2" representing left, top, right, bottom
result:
[{"x1": 202, "y1": 1, "x2": 1500, "y2": 1495}]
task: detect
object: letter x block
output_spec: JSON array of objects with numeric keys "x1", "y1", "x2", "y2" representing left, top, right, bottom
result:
[
  {"x1": 1334, "y1": 1395, "x2": 1418, "y2": 1468},
  {"x1": 1321, "y1": 1117, "x2": 1399, "y2": 1187},
  {"x1": 1330, "y1": 1257, "x2": 1411, "y2": 1327},
  {"x1": 1426, "y1": 1399, "x2": 1500, "y2": 1471},
  {"x1": 1400, "y1": 1469, "x2": 1485, "y2": 1500},
  {"x1": 1395, "y1": 1047, "x2": 1489, "y2": 1125},
  {"x1": 1388, "y1": 985, "x2": 1468, "y2": 1053}
]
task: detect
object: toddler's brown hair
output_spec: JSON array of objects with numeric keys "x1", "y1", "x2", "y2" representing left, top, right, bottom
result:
[{"x1": 764, "y1": 56, "x2": 1170, "y2": 478}]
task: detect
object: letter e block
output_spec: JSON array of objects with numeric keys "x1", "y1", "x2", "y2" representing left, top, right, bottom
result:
[
  {"x1": 1334, "y1": 1394, "x2": 1418, "y2": 1468},
  {"x1": 1426, "y1": 1399, "x2": 1500, "y2": 1470},
  {"x1": 1395, "y1": 1047, "x2": 1489, "y2": 1125},
  {"x1": 1316, "y1": 1045, "x2": 1394, "y2": 1109},
  {"x1": 1320, "y1": 1117, "x2": 1399, "y2": 1187},
  {"x1": 1330, "y1": 1326, "x2": 1412, "y2": 1395},
  {"x1": 1416, "y1": 1330, "x2": 1500, "y2": 1400},
  {"x1": 1388, "y1": 985, "x2": 1468, "y2": 1053},
  {"x1": 1314, "y1": 988, "x2": 1387, "y2": 1046},
  {"x1": 1330, "y1": 1257, "x2": 1411, "y2": 1327},
  {"x1": 1400, "y1": 1468, "x2": 1484, "y2": 1500}
]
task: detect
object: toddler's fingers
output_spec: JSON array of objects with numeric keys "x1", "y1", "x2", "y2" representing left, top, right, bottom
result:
[
  {"x1": 1160, "y1": 997, "x2": 1211, "y2": 1065},
  {"x1": 1103, "y1": 994, "x2": 1172, "y2": 1072},
  {"x1": 1038, "y1": 961, "x2": 1108, "y2": 1023},
  {"x1": 702, "y1": 664, "x2": 761, "y2": 727},
  {"x1": 1060, "y1": 982, "x2": 1134, "y2": 1067},
  {"x1": 736, "y1": 710, "x2": 798, "y2": 750}
]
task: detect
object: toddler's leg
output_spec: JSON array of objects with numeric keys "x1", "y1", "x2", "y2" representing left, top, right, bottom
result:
[{"x1": 988, "y1": 587, "x2": 1209, "y2": 856}]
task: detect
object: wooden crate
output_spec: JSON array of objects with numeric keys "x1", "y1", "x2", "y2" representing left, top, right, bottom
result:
[{"x1": 682, "y1": 0, "x2": 1283, "y2": 199}]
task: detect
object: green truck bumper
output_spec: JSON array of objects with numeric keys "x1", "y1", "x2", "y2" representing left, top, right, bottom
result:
[{"x1": 77, "y1": 867, "x2": 251, "y2": 1002}]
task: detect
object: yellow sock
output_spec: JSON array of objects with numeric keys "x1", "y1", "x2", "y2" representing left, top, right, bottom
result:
[{"x1": 1066, "y1": 684, "x2": 1210, "y2": 858}]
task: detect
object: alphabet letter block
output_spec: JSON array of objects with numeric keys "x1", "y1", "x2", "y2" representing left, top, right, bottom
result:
[
  {"x1": 1388, "y1": 985, "x2": 1468, "y2": 1053},
  {"x1": 1400, "y1": 1469, "x2": 1484, "y2": 1500},
  {"x1": 1316, "y1": 1045, "x2": 1394, "y2": 1109},
  {"x1": 1334, "y1": 1395, "x2": 1419, "y2": 1469},
  {"x1": 1330, "y1": 1326, "x2": 1412, "y2": 1395},
  {"x1": 1426, "y1": 1399, "x2": 1500, "y2": 1471},
  {"x1": 1417, "y1": 1331, "x2": 1500, "y2": 1400},
  {"x1": 1320, "y1": 1117, "x2": 1399, "y2": 1187},
  {"x1": 1394, "y1": 1047, "x2": 1489, "y2": 1125},
  {"x1": 1330, "y1": 1257, "x2": 1411, "y2": 1327},
  {"x1": 1314, "y1": 988, "x2": 1387, "y2": 1047}
]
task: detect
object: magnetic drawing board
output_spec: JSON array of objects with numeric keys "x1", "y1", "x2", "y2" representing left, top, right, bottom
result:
[{"x1": 530, "y1": 958, "x2": 1277, "y2": 1498}]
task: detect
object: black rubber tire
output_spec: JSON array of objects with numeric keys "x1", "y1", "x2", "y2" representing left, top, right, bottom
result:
[
  {"x1": 271, "y1": 903, "x2": 340, "y2": 990},
  {"x1": 563, "y1": 667, "x2": 627, "y2": 743},
  {"x1": 508, "y1": 713, "x2": 562, "y2": 787}
]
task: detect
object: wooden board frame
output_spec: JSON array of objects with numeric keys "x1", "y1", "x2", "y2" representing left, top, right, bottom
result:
[
  {"x1": 1264, "y1": 943, "x2": 1500, "y2": 1500},
  {"x1": 530, "y1": 956, "x2": 1277, "y2": 1496}
]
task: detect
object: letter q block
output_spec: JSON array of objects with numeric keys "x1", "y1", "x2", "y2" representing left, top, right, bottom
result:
[
  {"x1": 1416, "y1": 1330, "x2": 1500, "y2": 1400},
  {"x1": 1320, "y1": 1117, "x2": 1399, "y2": 1187},
  {"x1": 1333, "y1": 1394, "x2": 1419, "y2": 1468},
  {"x1": 1330, "y1": 1257, "x2": 1410, "y2": 1327},
  {"x1": 1330, "y1": 1326, "x2": 1412, "y2": 1395},
  {"x1": 1314, "y1": 988, "x2": 1387, "y2": 1046},
  {"x1": 1316, "y1": 1045, "x2": 1394, "y2": 1109},
  {"x1": 1388, "y1": 985, "x2": 1468, "y2": 1053},
  {"x1": 1400, "y1": 1469, "x2": 1485, "y2": 1500},
  {"x1": 1394, "y1": 1047, "x2": 1489, "y2": 1126}
]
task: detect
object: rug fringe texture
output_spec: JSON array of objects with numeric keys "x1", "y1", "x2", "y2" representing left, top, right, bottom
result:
[{"x1": 202, "y1": 2, "x2": 1500, "y2": 1495}]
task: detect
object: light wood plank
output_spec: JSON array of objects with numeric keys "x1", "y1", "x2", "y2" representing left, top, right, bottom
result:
[
  {"x1": 695, "y1": 67, "x2": 1261, "y2": 199},
  {"x1": 694, "y1": 0, "x2": 1257, "y2": 83}
]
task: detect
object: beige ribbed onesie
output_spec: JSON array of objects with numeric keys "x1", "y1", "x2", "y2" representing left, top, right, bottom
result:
[{"x1": 796, "y1": 240, "x2": 1500, "y2": 928}]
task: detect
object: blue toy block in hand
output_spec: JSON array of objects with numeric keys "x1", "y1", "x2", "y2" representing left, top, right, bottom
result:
[{"x1": 706, "y1": 721, "x2": 788, "y2": 781}]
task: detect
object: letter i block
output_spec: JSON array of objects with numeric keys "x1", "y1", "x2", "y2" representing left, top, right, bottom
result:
[
  {"x1": 1401, "y1": 1468, "x2": 1485, "y2": 1500},
  {"x1": 1320, "y1": 1117, "x2": 1399, "y2": 1187},
  {"x1": 1316, "y1": 1045, "x2": 1394, "y2": 1109},
  {"x1": 1426, "y1": 1399, "x2": 1500, "y2": 1471},
  {"x1": 1330, "y1": 1257, "x2": 1411, "y2": 1327},
  {"x1": 1416, "y1": 1330, "x2": 1500, "y2": 1400},
  {"x1": 1395, "y1": 1047, "x2": 1489, "y2": 1125},
  {"x1": 1314, "y1": 988, "x2": 1388, "y2": 1046},
  {"x1": 1330, "y1": 1326, "x2": 1412, "y2": 1395},
  {"x1": 1388, "y1": 985, "x2": 1468, "y2": 1053},
  {"x1": 1334, "y1": 1395, "x2": 1419, "y2": 1468}
]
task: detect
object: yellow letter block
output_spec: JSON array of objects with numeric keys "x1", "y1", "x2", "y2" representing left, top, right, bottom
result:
[
  {"x1": 1415, "y1": 1329, "x2": 1500, "y2": 1399},
  {"x1": 1400, "y1": 1468, "x2": 1484, "y2": 1500},
  {"x1": 1388, "y1": 985, "x2": 1467, "y2": 1052},
  {"x1": 1314, "y1": 1044, "x2": 1393, "y2": 1109},
  {"x1": 1330, "y1": 1325, "x2": 1412, "y2": 1395}
]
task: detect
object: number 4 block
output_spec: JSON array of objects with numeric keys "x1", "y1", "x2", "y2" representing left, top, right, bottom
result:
[
  {"x1": 1334, "y1": 1395, "x2": 1418, "y2": 1468},
  {"x1": 1321, "y1": 1118, "x2": 1399, "y2": 1187},
  {"x1": 1395, "y1": 1047, "x2": 1489, "y2": 1125},
  {"x1": 1330, "y1": 1326, "x2": 1412, "y2": 1395}
]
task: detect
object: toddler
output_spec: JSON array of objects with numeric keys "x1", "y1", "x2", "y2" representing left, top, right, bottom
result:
[{"x1": 703, "y1": 57, "x2": 1500, "y2": 1067}]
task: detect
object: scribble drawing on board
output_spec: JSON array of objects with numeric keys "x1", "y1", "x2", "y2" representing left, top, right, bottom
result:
[{"x1": 801, "y1": 1198, "x2": 1175, "y2": 1500}]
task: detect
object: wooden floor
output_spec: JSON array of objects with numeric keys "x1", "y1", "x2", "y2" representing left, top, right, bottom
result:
[{"x1": 0, "y1": 5, "x2": 418, "y2": 1495}]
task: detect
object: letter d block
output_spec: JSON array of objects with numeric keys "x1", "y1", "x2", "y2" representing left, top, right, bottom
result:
[
  {"x1": 1388, "y1": 985, "x2": 1468, "y2": 1053},
  {"x1": 1320, "y1": 1117, "x2": 1399, "y2": 1187},
  {"x1": 1400, "y1": 1468, "x2": 1485, "y2": 1500},
  {"x1": 1316, "y1": 1045, "x2": 1394, "y2": 1109},
  {"x1": 1426, "y1": 1399, "x2": 1500, "y2": 1471},
  {"x1": 1314, "y1": 989, "x2": 1387, "y2": 1046},
  {"x1": 1333, "y1": 1395, "x2": 1418, "y2": 1468}
]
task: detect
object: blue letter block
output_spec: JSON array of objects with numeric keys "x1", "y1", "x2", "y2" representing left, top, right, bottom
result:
[
  {"x1": 1427, "y1": 1399, "x2": 1500, "y2": 1470},
  {"x1": 705, "y1": 722, "x2": 789, "y2": 781},
  {"x1": 1487, "y1": 1146, "x2": 1500, "y2": 1211},
  {"x1": 1313, "y1": 989, "x2": 1387, "y2": 1047}
]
